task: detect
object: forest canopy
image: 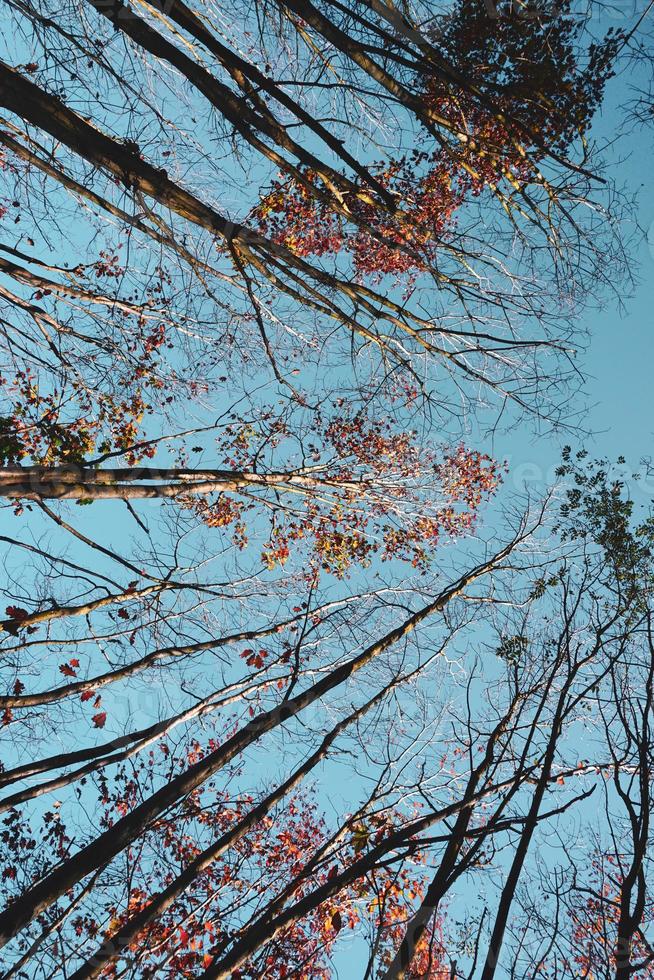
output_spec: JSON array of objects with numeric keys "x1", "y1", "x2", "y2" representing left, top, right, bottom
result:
[{"x1": 0, "y1": 0, "x2": 654, "y2": 976}]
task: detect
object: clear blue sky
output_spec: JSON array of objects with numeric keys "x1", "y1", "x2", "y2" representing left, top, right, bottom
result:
[{"x1": 489, "y1": 51, "x2": 654, "y2": 504}]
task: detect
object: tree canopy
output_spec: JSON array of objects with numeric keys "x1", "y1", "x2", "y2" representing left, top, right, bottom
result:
[{"x1": 0, "y1": 0, "x2": 653, "y2": 976}]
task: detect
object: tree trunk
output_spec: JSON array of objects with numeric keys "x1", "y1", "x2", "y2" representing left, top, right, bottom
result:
[{"x1": 0, "y1": 465, "x2": 343, "y2": 501}]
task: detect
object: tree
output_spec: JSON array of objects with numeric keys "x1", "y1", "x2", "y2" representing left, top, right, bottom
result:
[
  {"x1": 0, "y1": 532, "x2": 528, "y2": 953},
  {"x1": 476, "y1": 455, "x2": 654, "y2": 978},
  {"x1": 253, "y1": 0, "x2": 621, "y2": 282},
  {"x1": 0, "y1": 406, "x2": 501, "y2": 576},
  {"x1": 0, "y1": 0, "x2": 626, "y2": 428},
  {"x1": 6, "y1": 449, "x2": 654, "y2": 977},
  {"x1": 0, "y1": 755, "x2": 447, "y2": 979}
]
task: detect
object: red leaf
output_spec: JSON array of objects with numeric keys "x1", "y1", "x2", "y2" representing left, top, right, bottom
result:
[
  {"x1": 92, "y1": 712, "x2": 107, "y2": 728},
  {"x1": 59, "y1": 664, "x2": 77, "y2": 678},
  {"x1": 12, "y1": 680, "x2": 24, "y2": 696},
  {"x1": 69, "y1": 658, "x2": 80, "y2": 668},
  {"x1": 80, "y1": 690, "x2": 96, "y2": 703},
  {"x1": 5, "y1": 606, "x2": 28, "y2": 622}
]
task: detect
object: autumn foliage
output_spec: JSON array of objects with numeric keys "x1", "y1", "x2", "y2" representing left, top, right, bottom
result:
[
  {"x1": 254, "y1": 0, "x2": 620, "y2": 284},
  {"x1": 0, "y1": 743, "x2": 447, "y2": 979},
  {"x1": 563, "y1": 853, "x2": 654, "y2": 978},
  {"x1": 0, "y1": 0, "x2": 641, "y2": 976},
  {"x1": 179, "y1": 409, "x2": 501, "y2": 575}
]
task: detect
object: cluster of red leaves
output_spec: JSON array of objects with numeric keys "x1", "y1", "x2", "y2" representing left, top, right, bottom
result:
[
  {"x1": 240, "y1": 647, "x2": 269, "y2": 669},
  {"x1": 253, "y1": 0, "x2": 620, "y2": 285},
  {"x1": 253, "y1": 157, "x2": 464, "y2": 288},
  {"x1": 193, "y1": 495, "x2": 248, "y2": 550},
  {"x1": 184, "y1": 410, "x2": 500, "y2": 576},
  {"x1": 260, "y1": 416, "x2": 500, "y2": 576},
  {"x1": 91, "y1": 250, "x2": 126, "y2": 279}
]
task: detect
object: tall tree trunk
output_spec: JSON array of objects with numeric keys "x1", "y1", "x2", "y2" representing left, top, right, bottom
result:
[{"x1": 0, "y1": 464, "x2": 351, "y2": 500}]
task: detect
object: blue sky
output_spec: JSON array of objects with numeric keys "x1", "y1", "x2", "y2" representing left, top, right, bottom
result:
[{"x1": 488, "y1": 47, "x2": 654, "y2": 502}]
